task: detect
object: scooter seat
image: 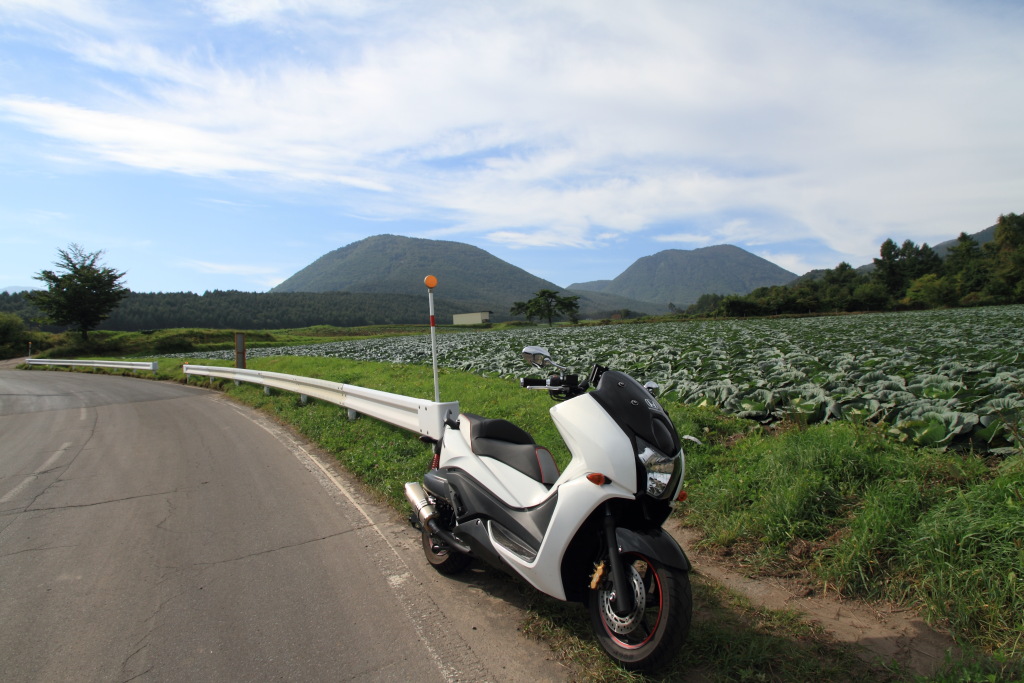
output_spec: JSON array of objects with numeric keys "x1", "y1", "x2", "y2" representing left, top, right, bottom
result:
[{"x1": 461, "y1": 413, "x2": 560, "y2": 486}]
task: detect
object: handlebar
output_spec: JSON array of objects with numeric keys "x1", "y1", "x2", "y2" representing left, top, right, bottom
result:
[
  {"x1": 519, "y1": 372, "x2": 590, "y2": 401},
  {"x1": 519, "y1": 363, "x2": 611, "y2": 402}
]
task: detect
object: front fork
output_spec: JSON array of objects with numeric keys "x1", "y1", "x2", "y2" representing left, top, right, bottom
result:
[{"x1": 602, "y1": 503, "x2": 635, "y2": 615}]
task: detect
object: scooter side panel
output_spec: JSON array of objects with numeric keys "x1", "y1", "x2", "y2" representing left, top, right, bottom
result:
[
  {"x1": 491, "y1": 476, "x2": 633, "y2": 601},
  {"x1": 427, "y1": 467, "x2": 559, "y2": 552},
  {"x1": 549, "y1": 394, "x2": 638, "y2": 492}
]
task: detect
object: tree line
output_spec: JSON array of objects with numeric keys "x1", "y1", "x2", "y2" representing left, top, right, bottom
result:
[
  {"x1": 690, "y1": 213, "x2": 1024, "y2": 317},
  {"x1": 0, "y1": 289, "x2": 473, "y2": 333}
]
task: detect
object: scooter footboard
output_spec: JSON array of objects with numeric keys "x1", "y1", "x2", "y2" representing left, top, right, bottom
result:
[{"x1": 615, "y1": 527, "x2": 692, "y2": 572}]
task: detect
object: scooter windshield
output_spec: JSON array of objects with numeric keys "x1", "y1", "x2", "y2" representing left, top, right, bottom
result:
[{"x1": 589, "y1": 370, "x2": 681, "y2": 457}]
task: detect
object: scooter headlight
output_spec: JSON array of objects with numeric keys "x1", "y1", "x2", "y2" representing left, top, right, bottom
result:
[{"x1": 637, "y1": 439, "x2": 683, "y2": 500}]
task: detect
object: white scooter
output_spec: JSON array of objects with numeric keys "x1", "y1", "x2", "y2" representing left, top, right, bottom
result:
[{"x1": 405, "y1": 346, "x2": 695, "y2": 672}]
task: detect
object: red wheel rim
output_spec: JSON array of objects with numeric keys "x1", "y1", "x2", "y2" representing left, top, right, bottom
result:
[{"x1": 601, "y1": 555, "x2": 663, "y2": 649}]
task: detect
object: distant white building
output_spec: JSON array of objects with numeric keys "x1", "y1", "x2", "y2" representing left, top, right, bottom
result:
[{"x1": 452, "y1": 311, "x2": 491, "y2": 325}]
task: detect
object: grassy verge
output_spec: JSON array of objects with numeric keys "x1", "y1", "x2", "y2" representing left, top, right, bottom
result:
[
  {"x1": 19, "y1": 355, "x2": 1023, "y2": 680},
  {"x1": 678, "y1": 413, "x2": 1023, "y2": 664}
]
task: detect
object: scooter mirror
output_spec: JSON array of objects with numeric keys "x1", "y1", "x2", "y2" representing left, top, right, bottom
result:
[
  {"x1": 522, "y1": 346, "x2": 552, "y2": 367},
  {"x1": 644, "y1": 381, "x2": 660, "y2": 395}
]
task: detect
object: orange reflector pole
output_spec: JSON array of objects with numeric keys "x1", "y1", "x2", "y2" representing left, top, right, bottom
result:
[
  {"x1": 586, "y1": 473, "x2": 608, "y2": 486},
  {"x1": 424, "y1": 275, "x2": 440, "y2": 403}
]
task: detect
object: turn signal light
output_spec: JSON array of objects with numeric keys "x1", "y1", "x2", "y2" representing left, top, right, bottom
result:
[{"x1": 586, "y1": 473, "x2": 609, "y2": 486}]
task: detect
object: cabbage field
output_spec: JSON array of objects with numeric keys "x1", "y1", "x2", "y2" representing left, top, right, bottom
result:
[{"x1": 172, "y1": 305, "x2": 1024, "y2": 452}]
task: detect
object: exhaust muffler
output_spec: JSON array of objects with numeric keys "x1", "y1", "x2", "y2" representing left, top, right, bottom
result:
[
  {"x1": 404, "y1": 481, "x2": 437, "y2": 529},
  {"x1": 404, "y1": 481, "x2": 472, "y2": 555}
]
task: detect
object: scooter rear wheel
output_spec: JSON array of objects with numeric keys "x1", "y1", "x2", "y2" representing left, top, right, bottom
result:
[
  {"x1": 421, "y1": 527, "x2": 471, "y2": 575},
  {"x1": 588, "y1": 551, "x2": 692, "y2": 672}
]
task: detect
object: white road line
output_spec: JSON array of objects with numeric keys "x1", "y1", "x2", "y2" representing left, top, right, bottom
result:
[
  {"x1": 38, "y1": 442, "x2": 72, "y2": 472},
  {"x1": 0, "y1": 474, "x2": 37, "y2": 504},
  {"x1": 0, "y1": 442, "x2": 72, "y2": 504}
]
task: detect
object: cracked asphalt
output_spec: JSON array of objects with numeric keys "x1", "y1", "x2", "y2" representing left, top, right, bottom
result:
[{"x1": 0, "y1": 370, "x2": 567, "y2": 682}]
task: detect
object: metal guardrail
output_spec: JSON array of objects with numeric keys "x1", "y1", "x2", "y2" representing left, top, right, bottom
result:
[
  {"x1": 27, "y1": 359, "x2": 158, "y2": 372},
  {"x1": 183, "y1": 364, "x2": 459, "y2": 441}
]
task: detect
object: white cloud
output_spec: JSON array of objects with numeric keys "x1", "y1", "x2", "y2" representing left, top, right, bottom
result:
[
  {"x1": 754, "y1": 251, "x2": 815, "y2": 277},
  {"x1": 201, "y1": 0, "x2": 382, "y2": 24},
  {"x1": 653, "y1": 233, "x2": 713, "y2": 246},
  {"x1": 1, "y1": 0, "x2": 1021, "y2": 271}
]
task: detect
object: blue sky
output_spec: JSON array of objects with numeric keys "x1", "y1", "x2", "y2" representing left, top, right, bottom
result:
[{"x1": 1, "y1": 1, "x2": 1021, "y2": 294}]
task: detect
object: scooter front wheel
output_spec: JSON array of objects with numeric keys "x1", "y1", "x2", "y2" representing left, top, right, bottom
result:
[{"x1": 588, "y1": 551, "x2": 692, "y2": 672}]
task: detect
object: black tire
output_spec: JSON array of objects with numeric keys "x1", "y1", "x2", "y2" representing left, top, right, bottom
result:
[
  {"x1": 588, "y1": 552, "x2": 692, "y2": 672},
  {"x1": 421, "y1": 527, "x2": 471, "y2": 575}
]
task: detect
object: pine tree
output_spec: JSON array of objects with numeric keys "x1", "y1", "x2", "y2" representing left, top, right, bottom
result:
[{"x1": 27, "y1": 244, "x2": 129, "y2": 340}]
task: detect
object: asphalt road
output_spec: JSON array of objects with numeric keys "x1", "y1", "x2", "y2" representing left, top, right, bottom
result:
[{"x1": 0, "y1": 369, "x2": 567, "y2": 682}]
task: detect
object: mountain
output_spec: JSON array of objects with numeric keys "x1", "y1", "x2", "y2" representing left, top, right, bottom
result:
[
  {"x1": 2, "y1": 286, "x2": 35, "y2": 294},
  {"x1": 272, "y1": 235, "x2": 667, "y2": 318},
  {"x1": 570, "y1": 245, "x2": 798, "y2": 306},
  {"x1": 569, "y1": 279, "x2": 613, "y2": 294},
  {"x1": 273, "y1": 234, "x2": 555, "y2": 301},
  {"x1": 931, "y1": 224, "x2": 997, "y2": 258}
]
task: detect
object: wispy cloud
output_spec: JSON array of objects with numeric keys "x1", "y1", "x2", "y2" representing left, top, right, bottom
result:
[
  {"x1": 1, "y1": 0, "x2": 1021, "y2": 274},
  {"x1": 654, "y1": 233, "x2": 713, "y2": 246}
]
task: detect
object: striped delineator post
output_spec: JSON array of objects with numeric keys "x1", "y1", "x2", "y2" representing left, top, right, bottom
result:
[{"x1": 424, "y1": 274, "x2": 440, "y2": 403}]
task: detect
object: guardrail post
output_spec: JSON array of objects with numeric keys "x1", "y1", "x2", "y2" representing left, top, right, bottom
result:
[
  {"x1": 347, "y1": 409, "x2": 358, "y2": 421},
  {"x1": 234, "y1": 333, "x2": 246, "y2": 369}
]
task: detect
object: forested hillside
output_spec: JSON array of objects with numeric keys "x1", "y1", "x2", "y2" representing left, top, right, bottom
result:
[{"x1": 701, "y1": 213, "x2": 1023, "y2": 316}]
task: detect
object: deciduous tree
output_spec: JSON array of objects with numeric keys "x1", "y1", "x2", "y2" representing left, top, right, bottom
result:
[{"x1": 510, "y1": 289, "x2": 580, "y2": 326}]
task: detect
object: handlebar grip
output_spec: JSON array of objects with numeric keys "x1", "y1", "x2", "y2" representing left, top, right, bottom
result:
[{"x1": 520, "y1": 378, "x2": 549, "y2": 388}]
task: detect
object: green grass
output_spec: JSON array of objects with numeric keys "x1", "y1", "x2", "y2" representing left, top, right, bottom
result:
[
  {"x1": 903, "y1": 458, "x2": 1024, "y2": 655},
  {"x1": 676, "y1": 414, "x2": 1022, "y2": 671}
]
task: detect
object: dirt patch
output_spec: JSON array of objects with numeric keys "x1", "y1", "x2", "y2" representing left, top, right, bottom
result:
[
  {"x1": 0, "y1": 357, "x2": 29, "y2": 370},
  {"x1": 666, "y1": 520, "x2": 959, "y2": 677}
]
